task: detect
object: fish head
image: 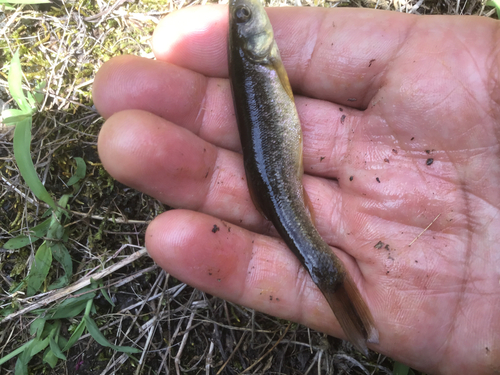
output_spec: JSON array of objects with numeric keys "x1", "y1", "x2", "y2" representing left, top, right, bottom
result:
[{"x1": 229, "y1": 0, "x2": 274, "y2": 63}]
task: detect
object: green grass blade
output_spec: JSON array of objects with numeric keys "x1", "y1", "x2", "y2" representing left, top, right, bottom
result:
[
  {"x1": 43, "y1": 288, "x2": 96, "y2": 319},
  {"x1": 62, "y1": 319, "x2": 86, "y2": 351},
  {"x1": 49, "y1": 336, "x2": 66, "y2": 360},
  {"x1": 101, "y1": 287, "x2": 115, "y2": 307},
  {"x1": 1, "y1": 109, "x2": 30, "y2": 124},
  {"x1": 26, "y1": 241, "x2": 52, "y2": 297},
  {"x1": 0, "y1": 0, "x2": 51, "y2": 3},
  {"x1": 486, "y1": 0, "x2": 500, "y2": 17},
  {"x1": 4, "y1": 235, "x2": 41, "y2": 250},
  {"x1": 33, "y1": 81, "x2": 46, "y2": 104},
  {"x1": 47, "y1": 217, "x2": 64, "y2": 241},
  {"x1": 14, "y1": 357, "x2": 28, "y2": 375},
  {"x1": 84, "y1": 315, "x2": 141, "y2": 353},
  {"x1": 67, "y1": 157, "x2": 86, "y2": 186},
  {"x1": 47, "y1": 299, "x2": 88, "y2": 320},
  {"x1": 7, "y1": 51, "x2": 31, "y2": 113},
  {"x1": 14, "y1": 344, "x2": 34, "y2": 375},
  {"x1": 42, "y1": 347, "x2": 58, "y2": 368},
  {"x1": 48, "y1": 243, "x2": 72, "y2": 289},
  {"x1": 4, "y1": 217, "x2": 51, "y2": 250},
  {"x1": 0, "y1": 339, "x2": 34, "y2": 366},
  {"x1": 13, "y1": 117, "x2": 56, "y2": 210},
  {"x1": 29, "y1": 317, "x2": 46, "y2": 337},
  {"x1": 29, "y1": 337, "x2": 49, "y2": 357},
  {"x1": 393, "y1": 361, "x2": 410, "y2": 375}
]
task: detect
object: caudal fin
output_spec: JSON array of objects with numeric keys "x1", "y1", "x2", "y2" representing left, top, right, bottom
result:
[{"x1": 321, "y1": 274, "x2": 378, "y2": 355}]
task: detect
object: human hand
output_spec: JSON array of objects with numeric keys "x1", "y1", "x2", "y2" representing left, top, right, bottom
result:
[{"x1": 93, "y1": 6, "x2": 500, "y2": 374}]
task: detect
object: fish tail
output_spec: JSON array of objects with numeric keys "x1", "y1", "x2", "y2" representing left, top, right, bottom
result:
[{"x1": 321, "y1": 273, "x2": 379, "y2": 356}]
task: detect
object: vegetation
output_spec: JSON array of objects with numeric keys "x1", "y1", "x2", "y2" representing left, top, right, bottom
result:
[{"x1": 0, "y1": 0, "x2": 496, "y2": 373}]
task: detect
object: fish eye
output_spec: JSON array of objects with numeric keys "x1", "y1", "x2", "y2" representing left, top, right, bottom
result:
[{"x1": 235, "y1": 5, "x2": 251, "y2": 23}]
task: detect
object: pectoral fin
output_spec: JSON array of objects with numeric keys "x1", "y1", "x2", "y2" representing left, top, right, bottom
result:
[{"x1": 270, "y1": 42, "x2": 294, "y2": 100}]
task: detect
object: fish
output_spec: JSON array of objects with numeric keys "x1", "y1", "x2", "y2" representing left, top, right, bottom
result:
[{"x1": 228, "y1": 0, "x2": 379, "y2": 354}]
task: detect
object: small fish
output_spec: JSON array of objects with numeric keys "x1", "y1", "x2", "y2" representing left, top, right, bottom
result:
[{"x1": 228, "y1": 0, "x2": 378, "y2": 354}]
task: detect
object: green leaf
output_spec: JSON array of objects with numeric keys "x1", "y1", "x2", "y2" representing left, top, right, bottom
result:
[
  {"x1": 49, "y1": 243, "x2": 73, "y2": 289},
  {"x1": 0, "y1": 306, "x2": 14, "y2": 317},
  {"x1": 33, "y1": 81, "x2": 46, "y2": 104},
  {"x1": 57, "y1": 336, "x2": 68, "y2": 352},
  {"x1": 14, "y1": 357, "x2": 28, "y2": 375},
  {"x1": 9, "y1": 281, "x2": 26, "y2": 295},
  {"x1": 101, "y1": 287, "x2": 115, "y2": 307},
  {"x1": 47, "y1": 220, "x2": 64, "y2": 241},
  {"x1": 45, "y1": 198, "x2": 70, "y2": 243},
  {"x1": 67, "y1": 157, "x2": 86, "y2": 186},
  {"x1": 57, "y1": 194, "x2": 70, "y2": 211},
  {"x1": 0, "y1": 339, "x2": 34, "y2": 366},
  {"x1": 83, "y1": 315, "x2": 112, "y2": 347},
  {"x1": 486, "y1": 0, "x2": 500, "y2": 7},
  {"x1": 48, "y1": 298, "x2": 88, "y2": 320},
  {"x1": 29, "y1": 337, "x2": 49, "y2": 357},
  {"x1": 84, "y1": 315, "x2": 141, "y2": 353},
  {"x1": 44, "y1": 288, "x2": 96, "y2": 320},
  {"x1": 40, "y1": 321, "x2": 57, "y2": 336},
  {"x1": 49, "y1": 336, "x2": 66, "y2": 360},
  {"x1": 4, "y1": 236, "x2": 39, "y2": 250},
  {"x1": 47, "y1": 275, "x2": 68, "y2": 290},
  {"x1": 7, "y1": 51, "x2": 31, "y2": 113},
  {"x1": 29, "y1": 317, "x2": 46, "y2": 337},
  {"x1": 26, "y1": 242, "x2": 52, "y2": 297},
  {"x1": 13, "y1": 117, "x2": 56, "y2": 209},
  {"x1": 41, "y1": 208, "x2": 52, "y2": 218},
  {"x1": 393, "y1": 361, "x2": 410, "y2": 375},
  {"x1": 42, "y1": 347, "x2": 58, "y2": 368},
  {"x1": 4, "y1": 217, "x2": 51, "y2": 250},
  {"x1": 1, "y1": 109, "x2": 30, "y2": 123},
  {"x1": 62, "y1": 319, "x2": 86, "y2": 351},
  {"x1": 486, "y1": 0, "x2": 500, "y2": 17},
  {"x1": 15, "y1": 346, "x2": 33, "y2": 375}
]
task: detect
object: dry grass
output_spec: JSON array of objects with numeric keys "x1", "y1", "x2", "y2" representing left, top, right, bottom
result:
[{"x1": 0, "y1": 0, "x2": 497, "y2": 374}]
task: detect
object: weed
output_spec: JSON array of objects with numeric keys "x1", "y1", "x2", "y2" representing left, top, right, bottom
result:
[{"x1": 0, "y1": 51, "x2": 140, "y2": 374}]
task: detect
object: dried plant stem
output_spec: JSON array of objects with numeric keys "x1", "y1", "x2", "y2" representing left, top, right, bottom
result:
[{"x1": 408, "y1": 214, "x2": 441, "y2": 246}]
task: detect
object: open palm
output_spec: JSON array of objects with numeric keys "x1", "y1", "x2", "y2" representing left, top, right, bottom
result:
[{"x1": 93, "y1": 6, "x2": 500, "y2": 374}]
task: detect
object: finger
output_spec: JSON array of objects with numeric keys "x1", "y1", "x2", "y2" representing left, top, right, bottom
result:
[
  {"x1": 98, "y1": 109, "x2": 264, "y2": 232},
  {"x1": 154, "y1": 6, "x2": 499, "y2": 110},
  {"x1": 92, "y1": 55, "x2": 205, "y2": 122},
  {"x1": 91, "y1": 54, "x2": 353, "y2": 177},
  {"x1": 153, "y1": 5, "x2": 408, "y2": 107},
  {"x1": 98, "y1": 108, "x2": 394, "y2": 263},
  {"x1": 90, "y1": 55, "x2": 463, "y2": 187},
  {"x1": 95, "y1": 106, "x2": 448, "y2": 263},
  {"x1": 92, "y1": 54, "x2": 368, "y2": 177},
  {"x1": 145, "y1": 209, "x2": 382, "y2": 347},
  {"x1": 93, "y1": 55, "x2": 242, "y2": 153}
]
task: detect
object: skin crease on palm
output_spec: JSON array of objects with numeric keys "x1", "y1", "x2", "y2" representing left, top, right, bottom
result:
[{"x1": 93, "y1": 5, "x2": 500, "y2": 374}]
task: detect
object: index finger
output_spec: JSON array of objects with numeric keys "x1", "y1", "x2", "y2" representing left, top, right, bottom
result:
[{"x1": 152, "y1": 6, "x2": 409, "y2": 108}]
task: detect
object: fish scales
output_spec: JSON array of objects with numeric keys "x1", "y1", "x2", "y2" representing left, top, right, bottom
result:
[{"x1": 228, "y1": 0, "x2": 378, "y2": 354}]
